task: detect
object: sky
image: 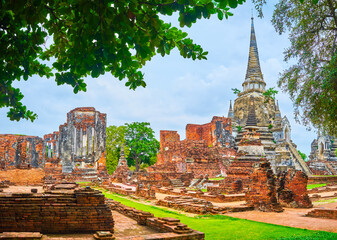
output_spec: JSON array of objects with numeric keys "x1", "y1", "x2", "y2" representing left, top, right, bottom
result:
[{"x1": 0, "y1": 1, "x2": 317, "y2": 156}]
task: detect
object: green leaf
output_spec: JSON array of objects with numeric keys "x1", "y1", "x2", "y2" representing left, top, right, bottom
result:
[
  {"x1": 228, "y1": 0, "x2": 238, "y2": 8},
  {"x1": 217, "y1": 11, "x2": 224, "y2": 20}
]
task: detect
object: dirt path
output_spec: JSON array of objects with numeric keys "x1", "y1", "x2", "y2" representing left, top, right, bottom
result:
[
  {"x1": 224, "y1": 202, "x2": 337, "y2": 233},
  {"x1": 112, "y1": 211, "x2": 157, "y2": 237},
  {"x1": 2, "y1": 185, "x2": 44, "y2": 193}
]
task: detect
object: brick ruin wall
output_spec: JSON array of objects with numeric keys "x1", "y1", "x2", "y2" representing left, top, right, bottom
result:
[
  {"x1": 277, "y1": 170, "x2": 313, "y2": 208},
  {"x1": 155, "y1": 119, "x2": 236, "y2": 178},
  {"x1": 186, "y1": 116, "x2": 233, "y2": 147},
  {"x1": 0, "y1": 134, "x2": 43, "y2": 170},
  {"x1": 0, "y1": 187, "x2": 113, "y2": 233},
  {"x1": 0, "y1": 107, "x2": 107, "y2": 180},
  {"x1": 245, "y1": 161, "x2": 284, "y2": 212},
  {"x1": 218, "y1": 159, "x2": 260, "y2": 194}
]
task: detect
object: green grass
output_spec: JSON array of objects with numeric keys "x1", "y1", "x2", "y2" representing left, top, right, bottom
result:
[
  {"x1": 101, "y1": 190, "x2": 337, "y2": 240},
  {"x1": 307, "y1": 183, "x2": 327, "y2": 189},
  {"x1": 76, "y1": 181, "x2": 91, "y2": 187},
  {"x1": 209, "y1": 177, "x2": 225, "y2": 181},
  {"x1": 188, "y1": 188, "x2": 207, "y2": 192},
  {"x1": 315, "y1": 197, "x2": 337, "y2": 204},
  {"x1": 312, "y1": 175, "x2": 337, "y2": 177}
]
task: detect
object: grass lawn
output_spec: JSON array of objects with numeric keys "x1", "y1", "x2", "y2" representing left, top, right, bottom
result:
[
  {"x1": 315, "y1": 197, "x2": 337, "y2": 204},
  {"x1": 209, "y1": 177, "x2": 225, "y2": 181},
  {"x1": 100, "y1": 189, "x2": 337, "y2": 240},
  {"x1": 307, "y1": 183, "x2": 327, "y2": 189},
  {"x1": 76, "y1": 181, "x2": 91, "y2": 186},
  {"x1": 312, "y1": 175, "x2": 337, "y2": 177}
]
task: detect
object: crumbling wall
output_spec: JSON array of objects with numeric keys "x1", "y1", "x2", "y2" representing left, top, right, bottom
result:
[
  {"x1": 277, "y1": 170, "x2": 312, "y2": 208},
  {"x1": 159, "y1": 130, "x2": 180, "y2": 152},
  {"x1": 245, "y1": 161, "x2": 283, "y2": 212},
  {"x1": 186, "y1": 116, "x2": 233, "y2": 147},
  {"x1": 156, "y1": 138, "x2": 235, "y2": 177},
  {"x1": 0, "y1": 134, "x2": 43, "y2": 169},
  {"x1": 220, "y1": 159, "x2": 258, "y2": 193}
]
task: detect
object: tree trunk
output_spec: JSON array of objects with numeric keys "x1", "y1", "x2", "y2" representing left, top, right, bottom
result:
[{"x1": 135, "y1": 156, "x2": 140, "y2": 172}]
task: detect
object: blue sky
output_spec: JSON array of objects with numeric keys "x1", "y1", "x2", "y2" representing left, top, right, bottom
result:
[{"x1": 0, "y1": 1, "x2": 317, "y2": 156}]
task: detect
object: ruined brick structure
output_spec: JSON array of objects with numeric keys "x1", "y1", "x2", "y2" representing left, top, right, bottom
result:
[
  {"x1": 155, "y1": 117, "x2": 236, "y2": 178},
  {"x1": 245, "y1": 161, "x2": 284, "y2": 212},
  {"x1": 0, "y1": 134, "x2": 43, "y2": 169},
  {"x1": 0, "y1": 107, "x2": 107, "y2": 180},
  {"x1": 0, "y1": 186, "x2": 114, "y2": 233},
  {"x1": 186, "y1": 116, "x2": 234, "y2": 148},
  {"x1": 277, "y1": 169, "x2": 312, "y2": 208}
]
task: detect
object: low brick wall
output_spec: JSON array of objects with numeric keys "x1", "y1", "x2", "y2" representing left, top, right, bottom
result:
[
  {"x1": 306, "y1": 209, "x2": 337, "y2": 220},
  {"x1": 107, "y1": 199, "x2": 204, "y2": 239},
  {"x1": 156, "y1": 195, "x2": 253, "y2": 215},
  {"x1": 308, "y1": 185, "x2": 337, "y2": 194},
  {"x1": 0, "y1": 187, "x2": 114, "y2": 233},
  {"x1": 107, "y1": 185, "x2": 135, "y2": 196},
  {"x1": 308, "y1": 176, "x2": 337, "y2": 184},
  {"x1": 156, "y1": 187, "x2": 245, "y2": 203}
]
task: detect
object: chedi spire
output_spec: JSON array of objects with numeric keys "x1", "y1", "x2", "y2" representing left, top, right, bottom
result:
[
  {"x1": 246, "y1": 17, "x2": 263, "y2": 80},
  {"x1": 242, "y1": 17, "x2": 266, "y2": 93}
]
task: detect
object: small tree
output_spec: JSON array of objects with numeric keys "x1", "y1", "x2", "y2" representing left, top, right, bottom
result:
[
  {"x1": 125, "y1": 122, "x2": 159, "y2": 172},
  {"x1": 105, "y1": 125, "x2": 129, "y2": 174},
  {"x1": 297, "y1": 150, "x2": 307, "y2": 162}
]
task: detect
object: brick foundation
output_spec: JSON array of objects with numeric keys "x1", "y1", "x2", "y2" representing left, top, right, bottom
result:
[
  {"x1": 107, "y1": 199, "x2": 204, "y2": 239},
  {"x1": 156, "y1": 195, "x2": 253, "y2": 215},
  {"x1": 308, "y1": 176, "x2": 337, "y2": 184},
  {"x1": 0, "y1": 186, "x2": 113, "y2": 233},
  {"x1": 306, "y1": 209, "x2": 337, "y2": 220}
]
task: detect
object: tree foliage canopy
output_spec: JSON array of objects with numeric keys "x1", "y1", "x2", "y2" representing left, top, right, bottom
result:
[
  {"x1": 263, "y1": 0, "x2": 337, "y2": 135},
  {"x1": 1, "y1": 0, "x2": 244, "y2": 122},
  {"x1": 125, "y1": 122, "x2": 159, "y2": 172}
]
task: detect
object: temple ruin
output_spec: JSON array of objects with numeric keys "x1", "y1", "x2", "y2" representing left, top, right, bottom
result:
[
  {"x1": 0, "y1": 107, "x2": 107, "y2": 180},
  {"x1": 227, "y1": 17, "x2": 311, "y2": 176},
  {"x1": 152, "y1": 116, "x2": 236, "y2": 179},
  {"x1": 307, "y1": 134, "x2": 337, "y2": 175}
]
